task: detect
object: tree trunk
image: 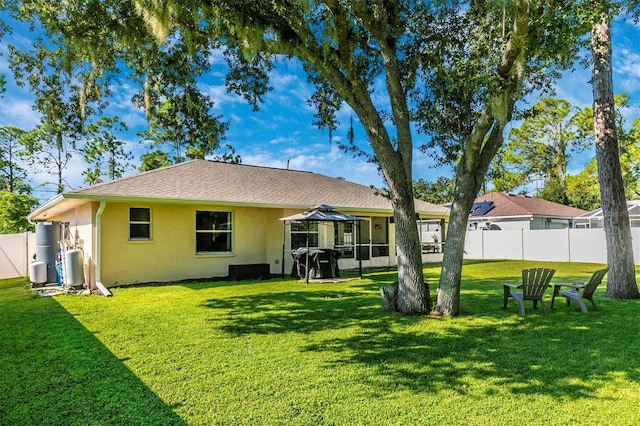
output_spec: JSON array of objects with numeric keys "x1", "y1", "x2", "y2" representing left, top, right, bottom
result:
[
  {"x1": 591, "y1": 12, "x2": 639, "y2": 299},
  {"x1": 434, "y1": 159, "x2": 487, "y2": 316},
  {"x1": 340, "y1": 63, "x2": 429, "y2": 315},
  {"x1": 392, "y1": 184, "x2": 430, "y2": 314},
  {"x1": 352, "y1": 104, "x2": 428, "y2": 315}
]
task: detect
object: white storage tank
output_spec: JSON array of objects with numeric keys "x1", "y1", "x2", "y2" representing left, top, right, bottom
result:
[
  {"x1": 29, "y1": 261, "x2": 48, "y2": 286},
  {"x1": 35, "y1": 222, "x2": 62, "y2": 284},
  {"x1": 64, "y1": 249, "x2": 84, "y2": 287}
]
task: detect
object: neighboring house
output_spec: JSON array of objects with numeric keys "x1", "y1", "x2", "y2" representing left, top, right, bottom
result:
[
  {"x1": 466, "y1": 192, "x2": 587, "y2": 231},
  {"x1": 28, "y1": 160, "x2": 449, "y2": 288},
  {"x1": 575, "y1": 200, "x2": 640, "y2": 228}
]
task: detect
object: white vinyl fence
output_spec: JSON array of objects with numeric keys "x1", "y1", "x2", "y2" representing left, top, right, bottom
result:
[
  {"x1": 464, "y1": 227, "x2": 640, "y2": 265},
  {"x1": 2, "y1": 228, "x2": 638, "y2": 280},
  {"x1": 0, "y1": 232, "x2": 36, "y2": 280}
]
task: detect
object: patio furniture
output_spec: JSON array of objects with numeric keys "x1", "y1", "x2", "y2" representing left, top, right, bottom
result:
[
  {"x1": 503, "y1": 268, "x2": 556, "y2": 316},
  {"x1": 290, "y1": 248, "x2": 341, "y2": 279},
  {"x1": 551, "y1": 267, "x2": 609, "y2": 313}
]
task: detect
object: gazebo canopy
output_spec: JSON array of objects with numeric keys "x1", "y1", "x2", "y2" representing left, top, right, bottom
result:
[
  {"x1": 280, "y1": 204, "x2": 362, "y2": 282},
  {"x1": 280, "y1": 204, "x2": 361, "y2": 223}
]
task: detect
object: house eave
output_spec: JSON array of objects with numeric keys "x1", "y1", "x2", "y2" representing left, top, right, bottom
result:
[
  {"x1": 27, "y1": 194, "x2": 86, "y2": 222},
  {"x1": 30, "y1": 192, "x2": 450, "y2": 219}
]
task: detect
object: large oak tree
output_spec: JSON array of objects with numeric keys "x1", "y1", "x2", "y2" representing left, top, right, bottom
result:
[
  {"x1": 128, "y1": 0, "x2": 588, "y2": 316},
  {"x1": 3, "y1": 0, "x2": 230, "y2": 188},
  {"x1": 414, "y1": 1, "x2": 584, "y2": 315},
  {"x1": 7, "y1": 0, "x2": 587, "y2": 315}
]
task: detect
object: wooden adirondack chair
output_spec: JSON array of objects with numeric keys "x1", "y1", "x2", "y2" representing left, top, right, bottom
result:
[
  {"x1": 503, "y1": 268, "x2": 556, "y2": 316},
  {"x1": 551, "y1": 267, "x2": 609, "y2": 313}
]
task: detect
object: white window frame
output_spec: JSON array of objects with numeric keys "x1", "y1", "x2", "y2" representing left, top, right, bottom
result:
[
  {"x1": 195, "y1": 210, "x2": 233, "y2": 254},
  {"x1": 129, "y1": 207, "x2": 151, "y2": 240}
]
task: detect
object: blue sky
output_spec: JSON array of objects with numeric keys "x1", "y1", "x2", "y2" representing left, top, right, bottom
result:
[{"x1": 1, "y1": 14, "x2": 640, "y2": 202}]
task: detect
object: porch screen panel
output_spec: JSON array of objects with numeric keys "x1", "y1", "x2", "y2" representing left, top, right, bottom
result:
[
  {"x1": 371, "y1": 217, "x2": 389, "y2": 257},
  {"x1": 334, "y1": 222, "x2": 355, "y2": 258}
]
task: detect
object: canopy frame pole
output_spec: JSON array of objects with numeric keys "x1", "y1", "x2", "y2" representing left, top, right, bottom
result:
[
  {"x1": 281, "y1": 221, "x2": 286, "y2": 278},
  {"x1": 357, "y1": 219, "x2": 362, "y2": 278},
  {"x1": 305, "y1": 222, "x2": 310, "y2": 284}
]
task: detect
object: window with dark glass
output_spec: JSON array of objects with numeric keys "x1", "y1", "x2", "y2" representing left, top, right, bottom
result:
[
  {"x1": 196, "y1": 211, "x2": 232, "y2": 253},
  {"x1": 129, "y1": 207, "x2": 151, "y2": 240}
]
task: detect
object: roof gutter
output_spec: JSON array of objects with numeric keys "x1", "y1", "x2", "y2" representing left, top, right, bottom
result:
[{"x1": 93, "y1": 200, "x2": 111, "y2": 297}]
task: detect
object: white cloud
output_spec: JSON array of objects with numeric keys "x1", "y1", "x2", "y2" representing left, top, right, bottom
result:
[
  {"x1": 199, "y1": 81, "x2": 247, "y2": 111},
  {"x1": 554, "y1": 68, "x2": 593, "y2": 109},
  {"x1": 0, "y1": 96, "x2": 41, "y2": 129},
  {"x1": 614, "y1": 48, "x2": 640, "y2": 95},
  {"x1": 207, "y1": 48, "x2": 227, "y2": 67},
  {"x1": 239, "y1": 141, "x2": 385, "y2": 187},
  {"x1": 269, "y1": 135, "x2": 300, "y2": 145}
]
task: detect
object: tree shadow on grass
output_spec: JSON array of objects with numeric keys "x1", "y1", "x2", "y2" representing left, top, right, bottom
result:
[
  {"x1": 202, "y1": 284, "x2": 382, "y2": 335},
  {"x1": 201, "y1": 279, "x2": 640, "y2": 401},
  {"x1": 0, "y1": 280, "x2": 187, "y2": 425}
]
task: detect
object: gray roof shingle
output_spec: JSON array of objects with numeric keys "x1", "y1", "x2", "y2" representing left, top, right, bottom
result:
[{"x1": 66, "y1": 160, "x2": 448, "y2": 214}]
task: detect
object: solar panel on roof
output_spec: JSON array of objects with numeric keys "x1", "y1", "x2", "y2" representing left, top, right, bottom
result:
[{"x1": 470, "y1": 201, "x2": 494, "y2": 216}]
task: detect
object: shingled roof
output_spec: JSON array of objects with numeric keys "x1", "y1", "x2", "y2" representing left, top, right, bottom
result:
[
  {"x1": 472, "y1": 192, "x2": 586, "y2": 218},
  {"x1": 32, "y1": 160, "x2": 448, "y2": 217}
]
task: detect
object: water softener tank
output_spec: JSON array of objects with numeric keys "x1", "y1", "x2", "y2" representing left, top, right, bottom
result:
[
  {"x1": 65, "y1": 249, "x2": 84, "y2": 287},
  {"x1": 35, "y1": 222, "x2": 61, "y2": 284},
  {"x1": 29, "y1": 261, "x2": 48, "y2": 286}
]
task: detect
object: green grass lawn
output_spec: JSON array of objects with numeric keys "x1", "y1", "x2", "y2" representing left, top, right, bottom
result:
[{"x1": 2, "y1": 260, "x2": 640, "y2": 425}]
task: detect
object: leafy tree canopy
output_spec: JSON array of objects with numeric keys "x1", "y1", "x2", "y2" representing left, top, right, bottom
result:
[
  {"x1": 0, "y1": 191, "x2": 38, "y2": 233},
  {"x1": 0, "y1": 126, "x2": 31, "y2": 193},
  {"x1": 413, "y1": 177, "x2": 454, "y2": 205},
  {"x1": 488, "y1": 93, "x2": 640, "y2": 210},
  {"x1": 139, "y1": 150, "x2": 171, "y2": 172}
]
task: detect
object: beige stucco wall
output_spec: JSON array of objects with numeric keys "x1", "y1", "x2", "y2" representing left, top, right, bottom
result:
[
  {"x1": 98, "y1": 202, "x2": 287, "y2": 286},
  {"x1": 41, "y1": 200, "x2": 448, "y2": 287}
]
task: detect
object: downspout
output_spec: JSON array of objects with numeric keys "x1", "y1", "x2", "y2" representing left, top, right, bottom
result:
[{"x1": 94, "y1": 200, "x2": 112, "y2": 296}]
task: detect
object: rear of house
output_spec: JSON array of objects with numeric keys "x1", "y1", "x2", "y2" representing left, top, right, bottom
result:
[{"x1": 28, "y1": 160, "x2": 449, "y2": 289}]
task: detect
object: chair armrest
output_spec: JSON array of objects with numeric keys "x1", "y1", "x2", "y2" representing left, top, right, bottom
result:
[
  {"x1": 503, "y1": 283, "x2": 521, "y2": 289},
  {"x1": 557, "y1": 281, "x2": 586, "y2": 291},
  {"x1": 503, "y1": 283, "x2": 521, "y2": 309},
  {"x1": 554, "y1": 282, "x2": 584, "y2": 291}
]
